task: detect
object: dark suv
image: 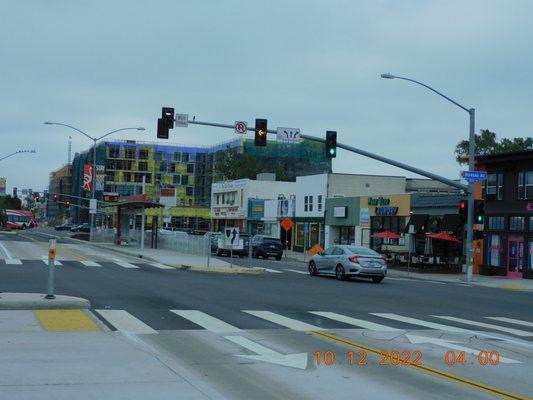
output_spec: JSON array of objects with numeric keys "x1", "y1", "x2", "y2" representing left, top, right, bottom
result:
[{"x1": 252, "y1": 235, "x2": 283, "y2": 260}]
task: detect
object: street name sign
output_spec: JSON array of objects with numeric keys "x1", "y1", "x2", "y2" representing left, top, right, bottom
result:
[
  {"x1": 460, "y1": 171, "x2": 487, "y2": 183},
  {"x1": 276, "y1": 127, "x2": 300, "y2": 144},
  {"x1": 175, "y1": 114, "x2": 188, "y2": 127},
  {"x1": 89, "y1": 198, "x2": 97, "y2": 214},
  {"x1": 234, "y1": 121, "x2": 247, "y2": 134}
]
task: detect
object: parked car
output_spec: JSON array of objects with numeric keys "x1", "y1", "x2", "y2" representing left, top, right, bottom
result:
[
  {"x1": 70, "y1": 223, "x2": 90, "y2": 233},
  {"x1": 308, "y1": 245, "x2": 386, "y2": 283},
  {"x1": 251, "y1": 235, "x2": 283, "y2": 260},
  {"x1": 55, "y1": 223, "x2": 74, "y2": 231},
  {"x1": 207, "y1": 232, "x2": 223, "y2": 253}
]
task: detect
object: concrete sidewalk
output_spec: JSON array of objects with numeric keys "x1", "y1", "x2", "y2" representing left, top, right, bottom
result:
[
  {"x1": 0, "y1": 310, "x2": 218, "y2": 400},
  {"x1": 388, "y1": 268, "x2": 533, "y2": 291},
  {"x1": 88, "y1": 242, "x2": 266, "y2": 275},
  {"x1": 0, "y1": 293, "x2": 90, "y2": 310}
]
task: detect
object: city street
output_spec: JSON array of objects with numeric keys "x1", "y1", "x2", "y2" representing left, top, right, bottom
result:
[{"x1": 1, "y1": 229, "x2": 532, "y2": 399}]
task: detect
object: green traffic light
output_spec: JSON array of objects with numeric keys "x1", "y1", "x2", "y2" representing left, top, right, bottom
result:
[{"x1": 329, "y1": 148, "x2": 336, "y2": 155}]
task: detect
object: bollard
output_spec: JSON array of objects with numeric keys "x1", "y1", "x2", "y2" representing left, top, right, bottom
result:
[{"x1": 45, "y1": 238, "x2": 56, "y2": 300}]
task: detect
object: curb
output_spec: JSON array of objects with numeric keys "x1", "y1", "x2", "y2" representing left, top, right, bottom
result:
[
  {"x1": 0, "y1": 293, "x2": 91, "y2": 310},
  {"x1": 174, "y1": 264, "x2": 266, "y2": 275}
]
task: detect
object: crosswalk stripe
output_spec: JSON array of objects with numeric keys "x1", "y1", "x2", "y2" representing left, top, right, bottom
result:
[
  {"x1": 4, "y1": 258, "x2": 22, "y2": 265},
  {"x1": 310, "y1": 311, "x2": 402, "y2": 331},
  {"x1": 243, "y1": 310, "x2": 324, "y2": 331},
  {"x1": 41, "y1": 259, "x2": 63, "y2": 266},
  {"x1": 95, "y1": 310, "x2": 156, "y2": 334},
  {"x1": 285, "y1": 269, "x2": 308, "y2": 275},
  {"x1": 264, "y1": 268, "x2": 283, "y2": 273},
  {"x1": 433, "y1": 316, "x2": 533, "y2": 337},
  {"x1": 80, "y1": 260, "x2": 102, "y2": 267},
  {"x1": 485, "y1": 317, "x2": 533, "y2": 328},
  {"x1": 149, "y1": 262, "x2": 174, "y2": 270},
  {"x1": 371, "y1": 313, "x2": 470, "y2": 333},
  {"x1": 112, "y1": 258, "x2": 140, "y2": 269},
  {"x1": 170, "y1": 310, "x2": 240, "y2": 332}
]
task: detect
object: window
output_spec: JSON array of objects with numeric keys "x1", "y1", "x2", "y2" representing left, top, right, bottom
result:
[
  {"x1": 173, "y1": 152, "x2": 181, "y2": 162},
  {"x1": 187, "y1": 163, "x2": 194, "y2": 173},
  {"x1": 155, "y1": 173, "x2": 162, "y2": 182},
  {"x1": 186, "y1": 186, "x2": 194, "y2": 196},
  {"x1": 124, "y1": 148, "x2": 136, "y2": 159},
  {"x1": 182, "y1": 152, "x2": 189, "y2": 162},
  {"x1": 138, "y1": 162, "x2": 147, "y2": 171},
  {"x1": 221, "y1": 194, "x2": 225, "y2": 204},
  {"x1": 488, "y1": 216, "x2": 504, "y2": 230},
  {"x1": 216, "y1": 194, "x2": 220, "y2": 205},
  {"x1": 123, "y1": 172, "x2": 132, "y2": 182},
  {"x1": 154, "y1": 151, "x2": 163, "y2": 161},
  {"x1": 173, "y1": 175, "x2": 180, "y2": 185},
  {"x1": 485, "y1": 173, "x2": 503, "y2": 200},
  {"x1": 106, "y1": 160, "x2": 116, "y2": 170},
  {"x1": 106, "y1": 171, "x2": 115, "y2": 182},
  {"x1": 486, "y1": 234, "x2": 503, "y2": 267},
  {"x1": 317, "y1": 195, "x2": 323, "y2": 212},
  {"x1": 170, "y1": 163, "x2": 176, "y2": 173},
  {"x1": 159, "y1": 162, "x2": 167, "y2": 172},
  {"x1": 530, "y1": 216, "x2": 533, "y2": 231},
  {"x1": 304, "y1": 195, "x2": 313, "y2": 212},
  {"x1": 108, "y1": 147, "x2": 120, "y2": 158},
  {"x1": 139, "y1": 149, "x2": 149, "y2": 159},
  {"x1": 181, "y1": 175, "x2": 189, "y2": 185},
  {"x1": 518, "y1": 171, "x2": 533, "y2": 199},
  {"x1": 509, "y1": 216, "x2": 525, "y2": 231}
]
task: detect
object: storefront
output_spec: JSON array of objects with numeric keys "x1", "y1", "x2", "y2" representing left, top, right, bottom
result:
[
  {"x1": 324, "y1": 197, "x2": 360, "y2": 246},
  {"x1": 294, "y1": 218, "x2": 324, "y2": 252},
  {"x1": 476, "y1": 150, "x2": 533, "y2": 279},
  {"x1": 359, "y1": 194, "x2": 411, "y2": 252}
]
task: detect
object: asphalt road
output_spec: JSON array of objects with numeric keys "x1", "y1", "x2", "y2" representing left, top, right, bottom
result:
[{"x1": 1, "y1": 229, "x2": 532, "y2": 400}]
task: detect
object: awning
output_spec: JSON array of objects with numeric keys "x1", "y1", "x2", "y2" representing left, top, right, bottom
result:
[
  {"x1": 426, "y1": 232, "x2": 461, "y2": 243},
  {"x1": 403, "y1": 214, "x2": 429, "y2": 233},
  {"x1": 371, "y1": 231, "x2": 401, "y2": 239}
]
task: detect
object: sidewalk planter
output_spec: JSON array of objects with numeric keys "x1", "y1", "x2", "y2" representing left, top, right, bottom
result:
[
  {"x1": 479, "y1": 264, "x2": 493, "y2": 276},
  {"x1": 493, "y1": 266, "x2": 507, "y2": 276},
  {"x1": 479, "y1": 264, "x2": 507, "y2": 276}
]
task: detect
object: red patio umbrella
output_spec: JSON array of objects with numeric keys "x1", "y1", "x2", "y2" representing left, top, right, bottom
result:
[
  {"x1": 426, "y1": 232, "x2": 461, "y2": 243},
  {"x1": 371, "y1": 231, "x2": 401, "y2": 239}
]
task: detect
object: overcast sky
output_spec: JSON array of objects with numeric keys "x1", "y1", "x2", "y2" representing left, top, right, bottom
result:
[{"x1": 1, "y1": 0, "x2": 532, "y2": 194}]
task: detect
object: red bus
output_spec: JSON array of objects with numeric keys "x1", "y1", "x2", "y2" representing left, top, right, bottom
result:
[{"x1": 3, "y1": 209, "x2": 37, "y2": 229}]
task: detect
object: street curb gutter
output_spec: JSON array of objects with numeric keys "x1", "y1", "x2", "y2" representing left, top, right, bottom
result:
[
  {"x1": 0, "y1": 293, "x2": 91, "y2": 310},
  {"x1": 174, "y1": 265, "x2": 266, "y2": 275}
]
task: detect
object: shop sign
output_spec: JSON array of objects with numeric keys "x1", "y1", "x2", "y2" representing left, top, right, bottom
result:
[
  {"x1": 368, "y1": 197, "x2": 391, "y2": 206},
  {"x1": 360, "y1": 208, "x2": 370, "y2": 223},
  {"x1": 375, "y1": 206, "x2": 399, "y2": 216},
  {"x1": 333, "y1": 206, "x2": 347, "y2": 218}
]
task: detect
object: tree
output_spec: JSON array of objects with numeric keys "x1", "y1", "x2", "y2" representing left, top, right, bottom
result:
[
  {"x1": 0, "y1": 195, "x2": 22, "y2": 210},
  {"x1": 455, "y1": 129, "x2": 533, "y2": 164}
]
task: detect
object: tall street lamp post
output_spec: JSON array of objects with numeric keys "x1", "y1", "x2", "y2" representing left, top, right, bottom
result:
[
  {"x1": 381, "y1": 73, "x2": 476, "y2": 282},
  {"x1": 44, "y1": 122, "x2": 145, "y2": 240}
]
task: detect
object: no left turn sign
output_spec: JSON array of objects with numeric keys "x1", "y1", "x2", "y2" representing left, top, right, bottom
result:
[{"x1": 234, "y1": 121, "x2": 247, "y2": 134}]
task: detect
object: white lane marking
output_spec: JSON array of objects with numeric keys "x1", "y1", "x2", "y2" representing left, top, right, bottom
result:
[
  {"x1": 485, "y1": 317, "x2": 533, "y2": 328},
  {"x1": 243, "y1": 310, "x2": 324, "y2": 331},
  {"x1": 371, "y1": 313, "x2": 470, "y2": 333},
  {"x1": 95, "y1": 310, "x2": 157, "y2": 334},
  {"x1": 149, "y1": 262, "x2": 174, "y2": 270},
  {"x1": 41, "y1": 258, "x2": 63, "y2": 266},
  {"x1": 0, "y1": 241, "x2": 14, "y2": 259},
  {"x1": 285, "y1": 269, "x2": 308, "y2": 275},
  {"x1": 433, "y1": 316, "x2": 533, "y2": 337},
  {"x1": 264, "y1": 268, "x2": 283, "y2": 273},
  {"x1": 4, "y1": 258, "x2": 22, "y2": 265},
  {"x1": 170, "y1": 310, "x2": 240, "y2": 333},
  {"x1": 224, "y1": 335, "x2": 308, "y2": 370},
  {"x1": 80, "y1": 260, "x2": 102, "y2": 267},
  {"x1": 310, "y1": 311, "x2": 402, "y2": 332},
  {"x1": 112, "y1": 258, "x2": 140, "y2": 269}
]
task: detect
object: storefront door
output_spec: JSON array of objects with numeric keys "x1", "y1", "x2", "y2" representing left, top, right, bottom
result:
[{"x1": 507, "y1": 236, "x2": 524, "y2": 278}]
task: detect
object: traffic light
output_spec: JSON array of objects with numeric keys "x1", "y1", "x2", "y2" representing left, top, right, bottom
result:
[
  {"x1": 157, "y1": 118, "x2": 169, "y2": 139},
  {"x1": 325, "y1": 131, "x2": 337, "y2": 158},
  {"x1": 474, "y1": 199, "x2": 484, "y2": 224},
  {"x1": 65, "y1": 199, "x2": 71, "y2": 206},
  {"x1": 162, "y1": 107, "x2": 174, "y2": 129},
  {"x1": 458, "y1": 199, "x2": 467, "y2": 223},
  {"x1": 53, "y1": 193, "x2": 59, "y2": 201},
  {"x1": 255, "y1": 118, "x2": 267, "y2": 146}
]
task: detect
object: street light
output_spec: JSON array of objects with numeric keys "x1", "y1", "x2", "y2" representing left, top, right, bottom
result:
[
  {"x1": 381, "y1": 72, "x2": 476, "y2": 282},
  {"x1": 0, "y1": 149, "x2": 37, "y2": 163},
  {"x1": 44, "y1": 122, "x2": 145, "y2": 240}
]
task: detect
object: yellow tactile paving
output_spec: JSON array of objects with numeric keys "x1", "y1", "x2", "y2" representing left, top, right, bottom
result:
[{"x1": 34, "y1": 309, "x2": 100, "y2": 332}]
